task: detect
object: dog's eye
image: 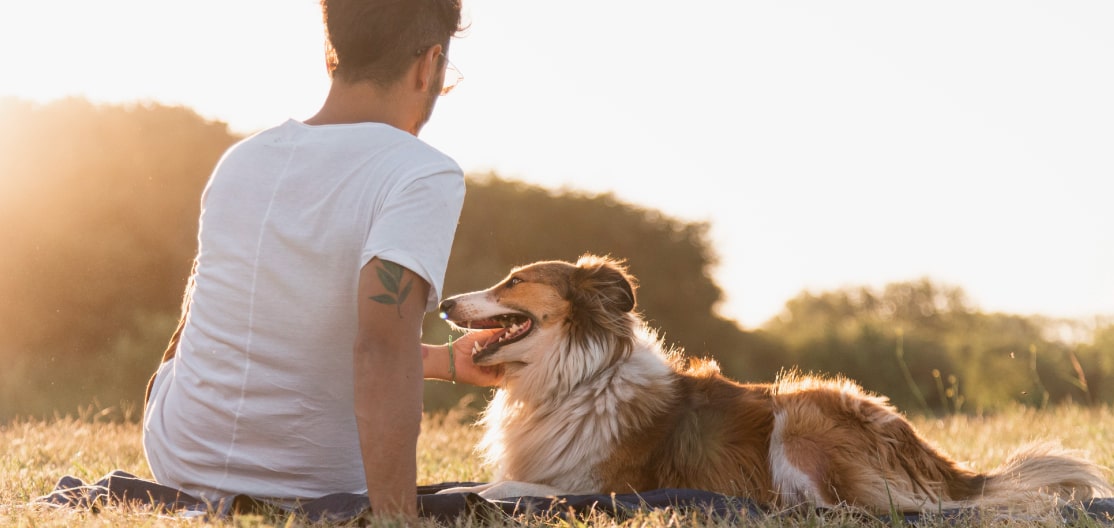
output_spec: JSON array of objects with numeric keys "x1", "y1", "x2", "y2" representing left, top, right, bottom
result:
[{"x1": 506, "y1": 277, "x2": 524, "y2": 288}]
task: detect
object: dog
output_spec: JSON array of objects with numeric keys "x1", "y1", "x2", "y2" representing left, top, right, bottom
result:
[{"x1": 436, "y1": 254, "x2": 1111, "y2": 515}]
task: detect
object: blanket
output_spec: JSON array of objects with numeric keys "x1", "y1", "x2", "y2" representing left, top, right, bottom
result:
[{"x1": 33, "y1": 470, "x2": 1114, "y2": 525}]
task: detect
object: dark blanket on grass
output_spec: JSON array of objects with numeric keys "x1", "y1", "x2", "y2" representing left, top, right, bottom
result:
[{"x1": 34, "y1": 470, "x2": 1114, "y2": 524}]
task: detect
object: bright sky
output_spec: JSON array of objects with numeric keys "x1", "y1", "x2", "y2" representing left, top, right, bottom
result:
[{"x1": 2, "y1": 1, "x2": 1112, "y2": 329}]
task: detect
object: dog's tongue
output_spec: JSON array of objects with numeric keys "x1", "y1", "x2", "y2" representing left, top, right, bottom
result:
[
  {"x1": 467, "y1": 328, "x2": 505, "y2": 357},
  {"x1": 485, "y1": 328, "x2": 511, "y2": 345}
]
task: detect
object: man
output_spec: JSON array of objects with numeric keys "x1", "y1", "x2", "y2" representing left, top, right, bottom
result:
[{"x1": 142, "y1": 0, "x2": 496, "y2": 519}]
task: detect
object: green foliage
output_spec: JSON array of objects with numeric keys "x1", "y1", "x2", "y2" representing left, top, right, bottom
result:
[
  {"x1": 0, "y1": 97, "x2": 237, "y2": 419},
  {"x1": 762, "y1": 280, "x2": 1110, "y2": 413},
  {"x1": 1074, "y1": 323, "x2": 1114, "y2": 403}
]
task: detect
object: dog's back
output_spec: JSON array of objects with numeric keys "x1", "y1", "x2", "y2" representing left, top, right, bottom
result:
[{"x1": 619, "y1": 361, "x2": 1109, "y2": 512}]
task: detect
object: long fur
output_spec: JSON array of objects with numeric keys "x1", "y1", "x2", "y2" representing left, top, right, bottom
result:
[{"x1": 437, "y1": 254, "x2": 1111, "y2": 516}]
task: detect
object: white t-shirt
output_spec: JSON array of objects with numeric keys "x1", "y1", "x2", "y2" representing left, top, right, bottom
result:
[{"x1": 142, "y1": 119, "x2": 465, "y2": 501}]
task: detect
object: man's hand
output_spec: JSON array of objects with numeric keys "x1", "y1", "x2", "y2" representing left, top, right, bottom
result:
[
  {"x1": 423, "y1": 329, "x2": 504, "y2": 387},
  {"x1": 448, "y1": 330, "x2": 505, "y2": 387}
]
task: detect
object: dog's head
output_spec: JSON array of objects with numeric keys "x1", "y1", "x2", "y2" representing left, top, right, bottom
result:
[{"x1": 439, "y1": 254, "x2": 639, "y2": 377}]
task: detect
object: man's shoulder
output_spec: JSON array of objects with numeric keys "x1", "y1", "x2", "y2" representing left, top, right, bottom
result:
[
  {"x1": 379, "y1": 135, "x2": 463, "y2": 186},
  {"x1": 228, "y1": 120, "x2": 459, "y2": 170},
  {"x1": 382, "y1": 129, "x2": 459, "y2": 169}
]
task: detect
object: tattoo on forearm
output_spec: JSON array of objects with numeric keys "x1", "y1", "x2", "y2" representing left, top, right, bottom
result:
[{"x1": 369, "y1": 260, "x2": 413, "y2": 318}]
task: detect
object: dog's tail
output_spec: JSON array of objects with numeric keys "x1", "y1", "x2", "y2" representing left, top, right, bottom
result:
[{"x1": 969, "y1": 442, "x2": 1112, "y2": 513}]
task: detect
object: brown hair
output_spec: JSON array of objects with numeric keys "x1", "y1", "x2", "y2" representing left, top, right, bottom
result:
[{"x1": 321, "y1": 0, "x2": 464, "y2": 85}]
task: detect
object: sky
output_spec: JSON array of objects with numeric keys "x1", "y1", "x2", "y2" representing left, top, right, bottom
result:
[{"x1": 2, "y1": 1, "x2": 1112, "y2": 330}]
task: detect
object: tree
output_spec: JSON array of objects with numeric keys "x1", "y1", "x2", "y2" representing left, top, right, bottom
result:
[
  {"x1": 421, "y1": 174, "x2": 775, "y2": 410},
  {"x1": 0, "y1": 98, "x2": 238, "y2": 418},
  {"x1": 1070, "y1": 321, "x2": 1114, "y2": 404},
  {"x1": 762, "y1": 279, "x2": 1104, "y2": 412}
]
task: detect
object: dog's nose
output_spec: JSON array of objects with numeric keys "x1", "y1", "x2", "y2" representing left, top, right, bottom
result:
[{"x1": 438, "y1": 299, "x2": 456, "y2": 317}]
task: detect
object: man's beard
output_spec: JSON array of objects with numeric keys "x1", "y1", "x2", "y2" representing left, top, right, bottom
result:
[{"x1": 415, "y1": 71, "x2": 443, "y2": 133}]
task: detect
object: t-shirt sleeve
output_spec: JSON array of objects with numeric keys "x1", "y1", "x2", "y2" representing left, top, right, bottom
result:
[{"x1": 361, "y1": 165, "x2": 465, "y2": 312}]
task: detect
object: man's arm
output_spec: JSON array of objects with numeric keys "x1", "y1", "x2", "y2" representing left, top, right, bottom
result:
[{"x1": 354, "y1": 257, "x2": 429, "y2": 519}]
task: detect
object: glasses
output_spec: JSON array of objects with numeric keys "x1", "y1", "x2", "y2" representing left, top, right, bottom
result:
[
  {"x1": 416, "y1": 47, "x2": 464, "y2": 95},
  {"x1": 440, "y1": 56, "x2": 463, "y2": 95}
]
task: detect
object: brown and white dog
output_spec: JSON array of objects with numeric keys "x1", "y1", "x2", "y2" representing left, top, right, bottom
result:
[{"x1": 436, "y1": 255, "x2": 1110, "y2": 514}]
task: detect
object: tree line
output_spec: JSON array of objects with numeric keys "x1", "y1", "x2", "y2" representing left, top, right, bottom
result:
[{"x1": 2, "y1": 97, "x2": 1111, "y2": 421}]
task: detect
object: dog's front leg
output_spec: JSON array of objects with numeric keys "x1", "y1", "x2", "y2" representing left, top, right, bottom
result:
[
  {"x1": 478, "y1": 481, "x2": 570, "y2": 499},
  {"x1": 436, "y1": 480, "x2": 569, "y2": 499},
  {"x1": 435, "y1": 481, "x2": 499, "y2": 495}
]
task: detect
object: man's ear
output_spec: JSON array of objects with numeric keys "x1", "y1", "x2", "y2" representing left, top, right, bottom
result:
[{"x1": 414, "y1": 44, "x2": 443, "y2": 93}]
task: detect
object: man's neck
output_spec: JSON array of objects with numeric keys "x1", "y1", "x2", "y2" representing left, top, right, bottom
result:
[{"x1": 305, "y1": 79, "x2": 419, "y2": 135}]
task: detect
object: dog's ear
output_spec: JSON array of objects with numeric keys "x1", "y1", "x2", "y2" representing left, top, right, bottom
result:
[{"x1": 571, "y1": 254, "x2": 637, "y2": 313}]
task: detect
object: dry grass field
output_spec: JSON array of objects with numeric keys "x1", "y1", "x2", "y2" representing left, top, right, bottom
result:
[{"x1": 2, "y1": 403, "x2": 1113, "y2": 527}]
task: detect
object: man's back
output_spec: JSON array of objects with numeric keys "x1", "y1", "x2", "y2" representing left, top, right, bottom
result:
[{"x1": 143, "y1": 119, "x2": 464, "y2": 501}]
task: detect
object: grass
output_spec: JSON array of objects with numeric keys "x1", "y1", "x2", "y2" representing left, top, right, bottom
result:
[{"x1": 2, "y1": 403, "x2": 1113, "y2": 527}]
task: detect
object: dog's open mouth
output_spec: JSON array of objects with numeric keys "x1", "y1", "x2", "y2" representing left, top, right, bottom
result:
[{"x1": 457, "y1": 313, "x2": 534, "y2": 360}]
